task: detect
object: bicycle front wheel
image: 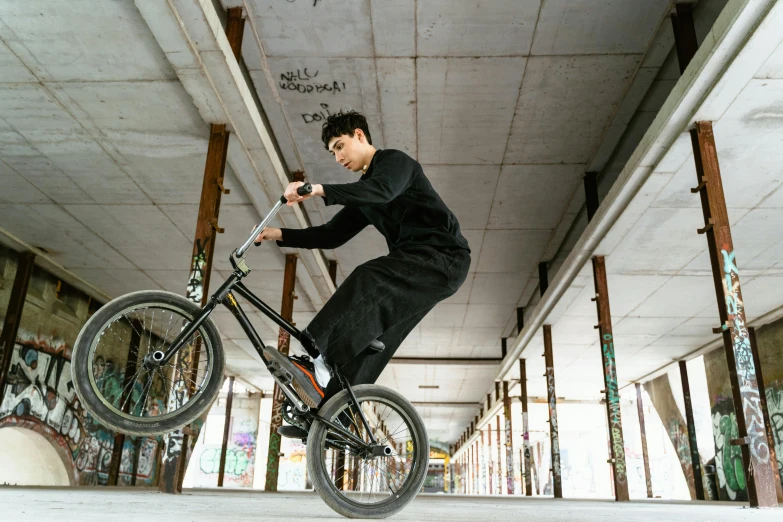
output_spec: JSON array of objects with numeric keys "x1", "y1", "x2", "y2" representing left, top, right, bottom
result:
[
  {"x1": 71, "y1": 290, "x2": 225, "y2": 436},
  {"x1": 307, "y1": 384, "x2": 429, "y2": 519}
]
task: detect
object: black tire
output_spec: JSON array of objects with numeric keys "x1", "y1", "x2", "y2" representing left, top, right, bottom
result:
[
  {"x1": 307, "y1": 384, "x2": 429, "y2": 519},
  {"x1": 71, "y1": 290, "x2": 225, "y2": 436}
]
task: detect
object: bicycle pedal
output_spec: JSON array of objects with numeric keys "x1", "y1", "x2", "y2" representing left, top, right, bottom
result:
[{"x1": 267, "y1": 359, "x2": 293, "y2": 383}]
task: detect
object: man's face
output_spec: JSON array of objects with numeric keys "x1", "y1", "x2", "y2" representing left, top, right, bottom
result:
[{"x1": 328, "y1": 131, "x2": 365, "y2": 173}]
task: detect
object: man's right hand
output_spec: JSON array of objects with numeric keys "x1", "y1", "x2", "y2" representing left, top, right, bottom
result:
[{"x1": 254, "y1": 227, "x2": 282, "y2": 244}]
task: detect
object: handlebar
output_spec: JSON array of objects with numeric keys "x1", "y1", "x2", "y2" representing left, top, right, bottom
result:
[{"x1": 236, "y1": 183, "x2": 312, "y2": 258}]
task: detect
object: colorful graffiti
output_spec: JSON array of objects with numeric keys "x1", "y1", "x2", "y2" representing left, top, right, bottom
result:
[
  {"x1": 602, "y1": 333, "x2": 627, "y2": 487},
  {"x1": 546, "y1": 367, "x2": 562, "y2": 492},
  {"x1": 712, "y1": 408, "x2": 747, "y2": 500},
  {"x1": 766, "y1": 387, "x2": 783, "y2": 483},
  {"x1": 0, "y1": 333, "x2": 160, "y2": 486},
  {"x1": 720, "y1": 249, "x2": 771, "y2": 469}
]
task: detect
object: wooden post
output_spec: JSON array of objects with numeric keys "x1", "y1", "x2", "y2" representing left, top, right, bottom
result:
[{"x1": 635, "y1": 383, "x2": 654, "y2": 498}]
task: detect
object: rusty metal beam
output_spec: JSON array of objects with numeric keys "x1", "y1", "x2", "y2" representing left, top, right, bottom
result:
[
  {"x1": 635, "y1": 383, "x2": 654, "y2": 499},
  {"x1": 265, "y1": 254, "x2": 298, "y2": 491},
  {"x1": 749, "y1": 327, "x2": 783, "y2": 502},
  {"x1": 160, "y1": 122, "x2": 231, "y2": 494},
  {"x1": 671, "y1": 2, "x2": 699, "y2": 74},
  {"x1": 0, "y1": 251, "x2": 35, "y2": 405},
  {"x1": 543, "y1": 324, "x2": 563, "y2": 498},
  {"x1": 584, "y1": 172, "x2": 600, "y2": 221},
  {"x1": 690, "y1": 121, "x2": 777, "y2": 507},
  {"x1": 217, "y1": 376, "x2": 235, "y2": 487},
  {"x1": 679, "y1": 360, "x2": 705, "y2": 500},
  {"x1": 487, "y1": 421, "x2": 493, "y2": 495},
  {"x1": 503, "y1": 381, "x2": 514, "y2": 495},
  {"x1": 496, "y1": 415, "x2": 502, "y2": 495},
  {"x1": 107, "y1": 319, "x2": 143, "y2": 486},
  {"x1": 592, "y1": 256, "x2": 629, "y2": 501},
  {"x1": 520, "y1": 359, "x2": 533, "y2": 496}
]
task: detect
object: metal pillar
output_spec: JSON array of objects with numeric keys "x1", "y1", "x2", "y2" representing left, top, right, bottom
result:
[
  {"x1": 0, "y1": 251, "x2": 35, "y2": 405},
  {"x1": 635, "y1": 383, "x2": 654, "y2": 498},
  {"x1": 539, "y1": 260, "x2": 562, "y2": 498},
  {"x1": 107, "y1": 320, "x2": 143, "y2": 486},
  {"x1": 487, "y1": 421, "x2": 493, "y2": 494},
  {"x1": 159, "y1": 120, "x2": 231, "y2": 493},
  {"x1": 690, "y1": 121, "x2": 777, "y2": 507},
  {"x1": 591, "y1": 256, "x2": 629, "y2": 501},
  {"x1": 543, "y1": 325, "x2": 563, "y2": 498},
  {"x1": 749, "y1": 327, "x2": 783, "y2": 502},
  {"x1": 503, "y1": 381, "x2": 514, "y2": 494},
  {"x1": 584, "y1": 172, "x2": 599, "y2": 221},
  {"x1": 217, "y1": 376, "x2": 235, "y2": 487},
  {"x1": 479, "y1": 429, "x2": 486, "y2": 495},
  {"x1": 679, "y1": 360, "x2": 705, "y2": 499},
  {"x1": 496, "y1": 415, "x2": 502, "y2": 494},
  {"x1": 265, "y1": 254, "x2": 298, "y2": 491},
  {"x1": 671, "y1": 2, "x2": 699, "y2": 74},
  {"x1": 158, "y1": 6, "x2": 244, "y2": 486},
  {"x1": 520, "y1": 359, "x2": 533, "y2": 496}
]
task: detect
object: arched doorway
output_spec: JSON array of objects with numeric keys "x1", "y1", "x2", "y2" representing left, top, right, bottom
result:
[{"x1": 0, "y1": 426, "x2": 73, "y2": 486}]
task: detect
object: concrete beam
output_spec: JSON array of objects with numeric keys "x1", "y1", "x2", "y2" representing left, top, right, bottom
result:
[
  {"x1": 134, "y1": 0, "x2": 335, "y2": 309},
  {"x1": 492, "y1": 0, "x2": 783, "y2": 385}
]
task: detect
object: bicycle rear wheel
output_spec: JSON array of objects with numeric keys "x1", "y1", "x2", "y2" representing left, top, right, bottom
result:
[
  {"x1": 307, "y1": 384, "x2": 429, "y2": 519},
  {"x1": 71, "y1": 290, "x2": 225, "y2": 436}
]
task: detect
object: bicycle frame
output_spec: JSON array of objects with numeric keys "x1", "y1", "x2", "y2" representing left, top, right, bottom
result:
[{"x1": 155, "y1": 190, "x2": 378, "y2": 448}]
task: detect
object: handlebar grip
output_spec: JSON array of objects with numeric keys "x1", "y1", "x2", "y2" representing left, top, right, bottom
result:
[{"x1": 278, "y1": 182, "x2": 313, "y2": 204}]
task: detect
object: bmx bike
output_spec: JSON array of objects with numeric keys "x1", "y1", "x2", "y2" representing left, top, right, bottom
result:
[{"x1": 70, "y1": 184, "x2": 429, "y2": 518}]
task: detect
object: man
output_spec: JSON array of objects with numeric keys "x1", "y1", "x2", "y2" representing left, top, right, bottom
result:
[{"x1": 255, "y1": 111, "x2": 470, "y2": 435}]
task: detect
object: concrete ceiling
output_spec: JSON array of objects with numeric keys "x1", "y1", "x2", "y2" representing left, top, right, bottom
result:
[{"x1": 2, "y1": 0, "x2": 773, "y2": 445}]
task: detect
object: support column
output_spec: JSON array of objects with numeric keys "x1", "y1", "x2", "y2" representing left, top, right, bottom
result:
[
  {"x1": 671, "y1": 2, "x2": 699, "y2": 74},
  {"x1": 520, "y1": 359, "x2": 533, "y2": 496},
  {"x1": 265, "y1": 254, "x2": 298, "y2": 491},
  {"x1": 591, "y1": 256, "x2": 629, "y2": 501},
  {"x1": 690, "y1": 121, "x2": 777, "y2": 507},
  {"x1": 218, "y1": 376, "x2": 235, "y2": 487},
  {"x1": 679, "y1": 360, "x2": 705, "y2": 499},
  {"x1": 160, "y1": 121, "x2": 231, "y2": 494},
  {"x1": 479, "y1": 428, "x2": 486, "y2": 495},
  {"x1": 540, "y1": 260, "x2": 562, "y2": 498},
  {"x1": 503, "y1": 381, "x2": 514, "y2": 495},
  {"x1": 495, "y1": 415, "x2": 502, "y2": 494},
  {"x1": 543, "y1": 325, "x2": 563, "y2": 498},
  {"x1": 0, "y1": 251, "x2": 35, "y2": 405},
  {"x1": 488, "y1": 420, "x2": 493, "y2": 494},
  {"x1": 107, "y1": 320, "x2": 143, "y2": 486},
  {"x1": 749, "y1": 327, "x2": 783, "y2": 502},
  {"x1": 635, "y1": 383, "x2": 654, "y2": 498}
]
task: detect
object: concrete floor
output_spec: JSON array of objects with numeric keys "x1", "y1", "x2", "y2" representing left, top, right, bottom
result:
[{"x1": 2, "y1": 487, "x2": 781, "y2": 521}]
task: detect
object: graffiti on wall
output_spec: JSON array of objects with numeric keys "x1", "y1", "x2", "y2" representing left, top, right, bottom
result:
[
  {"x1": 766, "y1": 386, "x2": 783, "y2": 485},
  {"x1": 712, "y1": 406, "x2": 747, "y2": 500},
  {"x1": 0, "y1": 332, "x2": 161, "y2": 485}
]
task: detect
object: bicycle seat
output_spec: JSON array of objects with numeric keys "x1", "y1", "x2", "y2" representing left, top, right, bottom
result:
[{"x1": 368, "y1": 339, "x2": 385, "y2": 352}]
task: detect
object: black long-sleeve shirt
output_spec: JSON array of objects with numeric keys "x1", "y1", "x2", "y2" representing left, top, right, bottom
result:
[{"x1": 277, "y1": 149, "x2": 470, "y2": 253}]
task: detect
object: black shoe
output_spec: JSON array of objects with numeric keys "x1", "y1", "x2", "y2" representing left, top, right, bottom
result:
[
  {"x1": 278, "y1": 425, "x2": 308, "y2": 439},
  {"x1": 264, "y1": 348, "x2": 325, "y2": 408}
]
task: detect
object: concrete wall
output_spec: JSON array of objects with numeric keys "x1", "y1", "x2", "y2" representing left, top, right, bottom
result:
[
  {"x1": 644, "y1": 374, "x2": 702, "y2": 499},
  {"x1": 0, "y1": 244, "x2": 162, "y2": 486},
  {"x1": 0, "y1": 426, "x2": 72, "y2": 486},
  {"x1": 703, "y1": 317, "x2": 783, "y2": 500}
]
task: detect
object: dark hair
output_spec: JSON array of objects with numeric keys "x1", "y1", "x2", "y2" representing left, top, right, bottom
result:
[{"x1": 321, "y1": 110, "x2": 372, "y2": 149}]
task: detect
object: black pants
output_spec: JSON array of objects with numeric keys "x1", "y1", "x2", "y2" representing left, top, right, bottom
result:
[{"x1": 306, "y1": 245, "x2": 470, "y2": 386}]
